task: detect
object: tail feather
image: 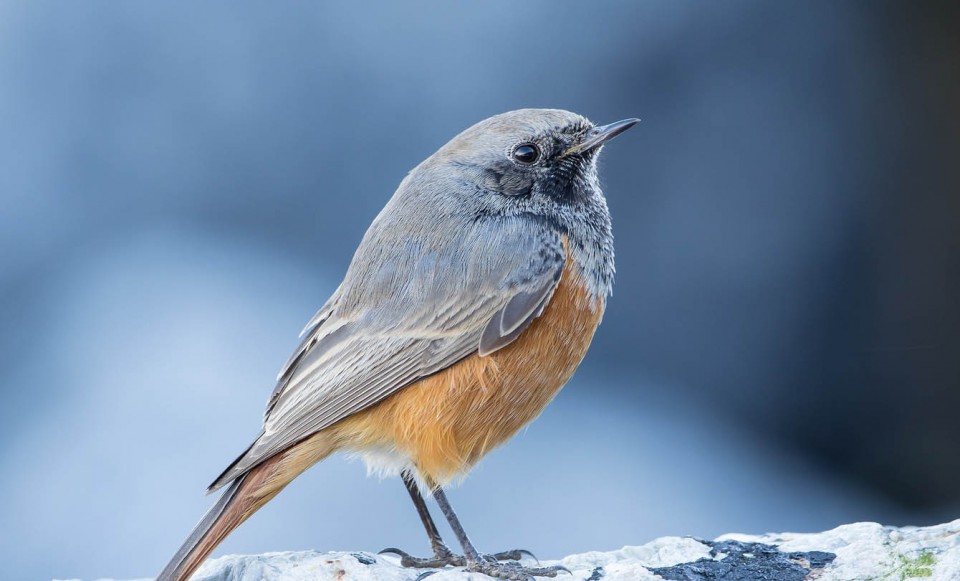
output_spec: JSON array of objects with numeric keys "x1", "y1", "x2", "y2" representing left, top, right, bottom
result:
[
  {"x1": 207, "y1": 439, "x2": 256, "y2": 494},
  {"x1": 158, "y1": 432, "x2": 337, "y2": 581},
  {"x1": 157, "y1": 475, "x2": 246, "y2": 581}
]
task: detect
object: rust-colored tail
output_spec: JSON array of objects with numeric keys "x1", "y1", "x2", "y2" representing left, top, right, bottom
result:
[
  {"x1": 157, "y1": 433, "x2": 337, "y2": 581},
  {"x1": 156, "y1": 455, "x2": 284, "y2": 581}
]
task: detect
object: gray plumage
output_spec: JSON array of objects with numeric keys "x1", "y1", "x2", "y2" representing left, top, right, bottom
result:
[
  {"x1": 209, "y1": 109, "x2": 620, "y2": 492},
  {"x1": 158, "y1": 108, "x2": 640, "y2": 581}
]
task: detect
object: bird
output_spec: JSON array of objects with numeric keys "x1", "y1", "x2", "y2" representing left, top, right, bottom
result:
[{"x1": 157, "y1": 108, "x2": 638, "y2": 581}]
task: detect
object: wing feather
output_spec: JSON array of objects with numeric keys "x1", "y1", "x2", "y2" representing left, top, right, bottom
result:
[
  {"x1": 209, "y1": 216, "x2": 566, "y2": 491},
  {"x1": 480, "y1": 275, "x2": 559, "y2": 356}
]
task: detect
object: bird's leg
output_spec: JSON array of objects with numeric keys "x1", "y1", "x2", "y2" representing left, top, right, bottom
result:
[
  {"x1": 432, "y1": 486, "x2": 569, "y2": 580},
  {"x1": 380, "y1": 471, "x2": 464, "y2": 567},
  {"x1": 403, "y1": 471, "x2": 460, "y2": 560},
  {"x1": 380, "y1": 471, "x2": 532, "y2": 570}
]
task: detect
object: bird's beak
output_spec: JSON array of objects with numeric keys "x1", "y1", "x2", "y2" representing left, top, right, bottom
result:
[{"x1": 564, "y1": 118, "x2": 640, "y2": 156}]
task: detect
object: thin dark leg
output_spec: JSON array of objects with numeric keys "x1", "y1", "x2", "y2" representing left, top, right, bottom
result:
[
  {"x1": 432, "y1": 486, "x2": 568, "y2": 580},
  {"x1": 380, "y1": 472, "x2": 539, "y2": 575},
  {"x1": 379, "y1": 471, "x2": 464, "y2": 568},
  {"x1": 401, "y1": 471, "x2": 458, "y2": 559},
  {"x1": 431, "y1": 485, "x2": 482, "y2": 562}
]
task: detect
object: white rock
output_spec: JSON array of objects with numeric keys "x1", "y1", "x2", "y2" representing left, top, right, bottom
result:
[
  {"x1": 73, "y1": 519, "x2": 960, "y2": 581},
  {"x1": 720, "y1": 519, "x2": 960, "y2": 581}
]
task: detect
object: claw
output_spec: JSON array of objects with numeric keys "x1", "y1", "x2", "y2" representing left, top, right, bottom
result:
[
  {"x1": 464, "y1": 560, "x2": 569, "y2": 580},
  {"x1": 489, "y1": 548, "x2": 539, "y2": 563},
  {"x1": 388, "y1": 546, "x2": 556, "y2": 578},
  {"x1": 519, "y1": 549, "x2": 539, "y2": 563},
  {"x1": 378, "y1": 546, "x2": 465, "y2": 569}
]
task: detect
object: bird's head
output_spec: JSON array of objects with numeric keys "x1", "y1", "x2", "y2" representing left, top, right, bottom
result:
[{"x1": 415, "y1": 109, "x2": 638, "y2": 217}]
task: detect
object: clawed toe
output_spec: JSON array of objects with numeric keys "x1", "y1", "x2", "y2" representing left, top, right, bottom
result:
[
  {"x1": 378, "y1": 546, "x2": 465, "y2": 568},
  {"x1": 381, "y1": 545, "x2": 554, "y2": 578},
  {"x1": 467, "y1": 560, "x2": 570, "y2": 580},
  {"x1": 488, "y1": 548, "x2": 539, "y2": 563}
]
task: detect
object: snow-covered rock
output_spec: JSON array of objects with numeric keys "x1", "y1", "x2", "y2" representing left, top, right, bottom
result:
[{"x1": 66, "y1": 519, "x2": 960, "y2": 581}]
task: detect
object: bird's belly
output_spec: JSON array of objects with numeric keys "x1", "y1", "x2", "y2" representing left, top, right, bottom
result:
[{"x1": 334, "y1": 261, "x2": 604, "y2": 486}]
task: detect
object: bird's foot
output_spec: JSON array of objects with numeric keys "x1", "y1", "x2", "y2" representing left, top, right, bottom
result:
[
  {"x1": 379, "y1": 544, "x2": 536, "y2": 570},
  {"x1": 464, "y1": 555, "x2": 570, "y2": 580},
  {"x1": 380, "y1": 542, "x2": 465, "y2": 568}
]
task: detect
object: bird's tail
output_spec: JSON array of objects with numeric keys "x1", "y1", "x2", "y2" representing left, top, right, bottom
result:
[{"x1": 157, "y1": 433, "x2": 337, "y2": 581}]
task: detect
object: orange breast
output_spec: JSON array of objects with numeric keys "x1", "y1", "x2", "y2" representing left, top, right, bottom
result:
[{"x1": 334, "y1": 252, "x2": 604, "y2": 485}]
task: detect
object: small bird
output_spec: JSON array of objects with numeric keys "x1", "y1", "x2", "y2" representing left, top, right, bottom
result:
[{"x1": 158, "y1": 109, "x2": 638, "y2": 581}]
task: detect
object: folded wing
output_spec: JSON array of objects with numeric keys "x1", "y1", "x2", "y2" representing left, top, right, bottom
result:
[{"x1": 209, "y1": 216, "x2": 565, "y2": 491}]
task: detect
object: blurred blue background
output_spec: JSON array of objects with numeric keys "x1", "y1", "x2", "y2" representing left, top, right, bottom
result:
[{"x1": 2, "y1": 2, "x2": 959, "y2": 579}]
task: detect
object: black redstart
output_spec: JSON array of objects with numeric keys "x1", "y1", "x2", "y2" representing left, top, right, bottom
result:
[{"x1": 158, "y1": 109, "x2": 638, "y2": 580}]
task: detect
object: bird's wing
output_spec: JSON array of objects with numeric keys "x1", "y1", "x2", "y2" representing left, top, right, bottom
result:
[{"x1": 209, "y1": 216, "x2": 566, "y2": 490}]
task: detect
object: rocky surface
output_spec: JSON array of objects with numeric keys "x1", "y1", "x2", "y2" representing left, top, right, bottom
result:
[{"x1": 68, "y1": 519, "x2": 960, "y2": 581}]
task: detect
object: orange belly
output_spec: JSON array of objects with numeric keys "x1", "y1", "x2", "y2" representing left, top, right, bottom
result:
[{"x1": 332, "y1": 257, "x2": 604, "y2": 485}]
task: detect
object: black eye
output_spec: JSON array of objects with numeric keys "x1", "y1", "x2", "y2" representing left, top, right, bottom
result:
[{"x1": 512, "y1": 143, "x2": 540, "y2": 164}]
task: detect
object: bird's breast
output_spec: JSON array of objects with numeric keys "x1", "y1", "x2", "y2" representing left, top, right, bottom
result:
[{"x1": 334, "y1": 249, "x2": 605, "y2": 485}]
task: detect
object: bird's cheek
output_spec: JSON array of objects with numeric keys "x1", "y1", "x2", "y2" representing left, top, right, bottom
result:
[
  {"x1": 478, "y1": 168, "x2": 534, "y2": 198},
  {"x1": 497, "y1": 172, "x2": 534, "y2": 197}
]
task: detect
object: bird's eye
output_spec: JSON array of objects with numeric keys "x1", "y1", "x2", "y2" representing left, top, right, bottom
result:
[{"x1": 512, "y1": 143, "x2": 540, "y2": 164}]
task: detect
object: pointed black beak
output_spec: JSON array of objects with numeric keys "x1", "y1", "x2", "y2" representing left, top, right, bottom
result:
[{"x1": 565, "y1": 118, "x2": 640, "y2": 156}]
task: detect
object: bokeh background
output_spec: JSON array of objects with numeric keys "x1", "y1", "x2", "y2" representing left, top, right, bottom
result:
[{"x1": 2, "y1": 1, "x2": 959, "y2": 579}]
